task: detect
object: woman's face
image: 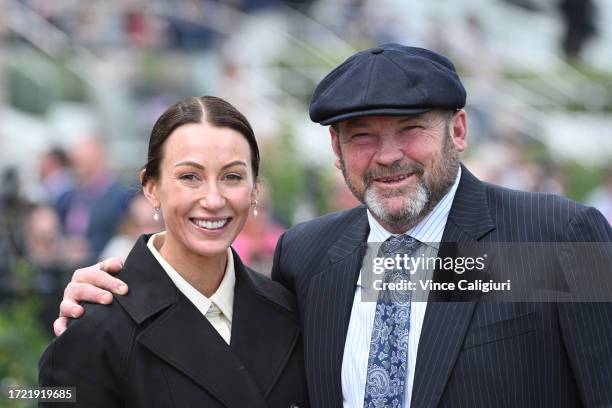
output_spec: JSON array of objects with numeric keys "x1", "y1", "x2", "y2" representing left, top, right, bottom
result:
[{"x1": 144, "y1": 121, "x2": 257, "y2": 258}]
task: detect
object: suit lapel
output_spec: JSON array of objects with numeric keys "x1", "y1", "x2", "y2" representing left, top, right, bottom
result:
[
  {"x1": 229, "y1": 253, "x2": 300, "y2": 398},
  {"x1": 304, "y1": 208, "x2": 369, "y2": 406},
  {"x1": 411, "y1": 167, "x2": 495, "y2": 408}
]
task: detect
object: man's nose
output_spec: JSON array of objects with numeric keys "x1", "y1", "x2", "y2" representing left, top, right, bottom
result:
[{"x1": 374, "y1": 137, "x2": 403, "y2": 166}]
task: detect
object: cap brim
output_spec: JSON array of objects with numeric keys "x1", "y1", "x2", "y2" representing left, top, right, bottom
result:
[{"x1": 317, "y1": 107, "x2": 433, "y2": 126}]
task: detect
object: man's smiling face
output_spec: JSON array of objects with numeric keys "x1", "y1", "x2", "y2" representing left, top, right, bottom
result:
[{"x1": 331, "y1": 110, "x2": 467, "y2": 233}]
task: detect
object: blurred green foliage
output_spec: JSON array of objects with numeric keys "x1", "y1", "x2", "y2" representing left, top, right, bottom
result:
[
  {"x1": 562, "y1": 162, "x2": 603, "y2": 202},
  {"x1": 7, "y1": 49, "x2": 87, "y2": 115},
  {"x1": 0, "y1": 296, "x2": 50, "y2": 408},
  {"x1": 261, "y1": 126, "x2": 306, "y2": 226},
  {"x1": 0, "y1": 258, "x2": 52, "y2": 408}
]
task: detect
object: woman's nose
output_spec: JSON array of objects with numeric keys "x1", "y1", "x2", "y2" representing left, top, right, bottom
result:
[{"x1": 199, "y1": 183, "x2": 226, "y2": 210}]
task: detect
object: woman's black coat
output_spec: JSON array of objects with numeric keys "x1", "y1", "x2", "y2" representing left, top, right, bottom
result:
[{"x1": 39, "y1": 236, "x2": 308, "y2": 407}]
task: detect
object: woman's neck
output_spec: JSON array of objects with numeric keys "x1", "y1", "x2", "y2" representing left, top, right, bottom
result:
[{"x1": 156, "y1": 234, "x2": 227, "y2": 297}]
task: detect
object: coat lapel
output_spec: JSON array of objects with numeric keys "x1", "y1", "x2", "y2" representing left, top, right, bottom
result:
[
  {"x1": 229, "y1": 252, "x2": 301, "y2": 398},
  {"x1": 411, "y1": 166, "x2": 495, "y2": 408},
  {"x1": 116, "y1": 237, "x2": 269, "y2": 408},
  {"x1": 137, "y1": 293, "x2": 268, "y2": 408},
  {"x1": 304, "y1": 208, "x2": 369, "y2": 406}
]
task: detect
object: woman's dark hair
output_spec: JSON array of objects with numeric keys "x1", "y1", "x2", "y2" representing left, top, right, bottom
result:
[{"x1": 141, "y1": 96, "x2": 260, "y2": 185}]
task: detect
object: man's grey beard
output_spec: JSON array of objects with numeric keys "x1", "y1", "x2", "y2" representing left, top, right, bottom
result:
[
  {"x1": 339, "y1": 126, "x2": 460, "y2": 230},
  {"x1": 363, "y1": 175, "x2": 429, "y2": 226}
]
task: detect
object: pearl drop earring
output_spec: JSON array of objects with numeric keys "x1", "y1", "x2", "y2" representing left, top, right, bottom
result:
[
  {"x1": 153, "y1": 206, "x2": 160, "y2": 221},
  {"x1": 253, "y1": 200, "x2": 258, "y2": 218}
]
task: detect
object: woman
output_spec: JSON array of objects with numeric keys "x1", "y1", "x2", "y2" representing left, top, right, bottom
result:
[{"x1": 39, "y1": 96, "x2": 308, "y2": 407}]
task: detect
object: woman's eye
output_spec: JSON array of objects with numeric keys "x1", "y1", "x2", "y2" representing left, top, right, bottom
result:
[
  {"x1": 179, "y1": 174, "x2": 198, "y2": 182},
  {"x1": 225, "y1": 174, "x2": 243, "y2": 181}
]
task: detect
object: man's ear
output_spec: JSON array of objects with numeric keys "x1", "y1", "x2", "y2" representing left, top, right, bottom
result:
[
  {"x1": 329, "y1": 126, "x2": 342, "y2": 170},
  {"x1": 140, "y1": 169, "x2": 160, "y2": 208},
  {"x1": 450, "y1": 110, "x2": 468, "y2": 152}
]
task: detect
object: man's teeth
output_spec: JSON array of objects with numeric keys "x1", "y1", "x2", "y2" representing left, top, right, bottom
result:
[
  {"x1": 192, "y1": 219, "x2": 229, "y2": 230},
  {"x1": 381, "y1": 174, "x2": 409, "y2": 182}
]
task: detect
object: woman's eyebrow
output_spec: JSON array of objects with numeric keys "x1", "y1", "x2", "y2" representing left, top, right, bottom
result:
[
  {"x1": 175, "y1": 161, "x2": 204, "y2": 169},
  {"x1": 174, "y1": 160, "x2": 247, "y2": 170},
  {"x1": 221, "y1": 161, "x2": 247, "y2": 170}
]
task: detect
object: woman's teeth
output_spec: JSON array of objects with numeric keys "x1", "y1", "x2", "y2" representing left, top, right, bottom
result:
[{"x1": 191, "y1": 219, "x2": 229, "y2": 230}]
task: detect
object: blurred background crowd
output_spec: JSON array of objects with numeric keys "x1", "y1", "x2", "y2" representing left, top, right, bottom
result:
[{"x1": 0, "y1": 0, "x2": 611, "y2": 403}]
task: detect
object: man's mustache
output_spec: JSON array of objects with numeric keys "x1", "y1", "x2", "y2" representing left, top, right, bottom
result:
[{"x1": 364, "y1": 163, "x2": 425, "y2": 187}]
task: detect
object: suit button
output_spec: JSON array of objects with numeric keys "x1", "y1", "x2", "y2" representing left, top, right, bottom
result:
[{"x1": 289, "y1": 404, "x2": 300, "y2": 408}]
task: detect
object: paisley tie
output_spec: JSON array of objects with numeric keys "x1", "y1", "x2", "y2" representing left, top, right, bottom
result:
[{"x1": 363, "y1": 234, "x2": 420, "y2": 408}]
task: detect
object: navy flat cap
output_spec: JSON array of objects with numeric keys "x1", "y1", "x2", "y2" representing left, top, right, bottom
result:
[{"x1": 309, "y1": 43, "x2": 467, "y2": 125}]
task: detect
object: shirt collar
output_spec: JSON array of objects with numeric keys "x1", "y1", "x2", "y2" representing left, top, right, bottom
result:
[
  {"x1": 209, "y1": 248, "x2": 235, "y2": 322},
  {"x1": 146, "y1": 232, "x2": 235, "y2": 323}
]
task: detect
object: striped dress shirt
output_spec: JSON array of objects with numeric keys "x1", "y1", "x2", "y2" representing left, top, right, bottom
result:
[{"x1": 341, "y1": 167, "x2": 461, "y2": 407}]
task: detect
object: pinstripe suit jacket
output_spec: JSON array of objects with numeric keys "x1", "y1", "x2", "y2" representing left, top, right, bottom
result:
[{"x1": 272, "y1": 166, "x2": 612, "y2": 408}]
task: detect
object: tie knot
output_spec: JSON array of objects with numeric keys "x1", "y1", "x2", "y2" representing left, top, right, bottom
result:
[{"x1": 380, "y1": 234, "x2": 420, "y2": 257}]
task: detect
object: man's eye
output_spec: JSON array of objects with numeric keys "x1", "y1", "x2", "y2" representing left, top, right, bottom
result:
[{"x1": 350, "y1": 134, "x2": 373, "y2": 144}]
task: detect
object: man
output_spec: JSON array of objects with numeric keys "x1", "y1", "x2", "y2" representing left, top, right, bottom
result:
[
  {"x1": 54, "y1": 44, "x2": 612, "y2": 407},
  {"x1": 56, "y1": 136, "x2": 133, "y2": 264},
  {"x1": 38, "y1": 147, "x2": 74, "y2": 211}
]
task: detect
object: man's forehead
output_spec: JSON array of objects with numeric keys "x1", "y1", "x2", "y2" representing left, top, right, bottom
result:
[{"x1": 340, "y1": 113, "x2": 434, "y2": 128}]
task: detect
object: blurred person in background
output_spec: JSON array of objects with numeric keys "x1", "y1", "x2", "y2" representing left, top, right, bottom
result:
[
  {"x1": 24, "y1": 205, "x2": 70, "y2": 334},
  {"x1": 25, "y1": 206, "x2": 64, "y2": 271},
  {"x1": 536, "y1": 163, "x2": 566, "y2": 195},
  {"x1": 99, "y1": 193, "x2": 164, "y2": 263},
  {"x1": 38, "y1": 147, "x2": 74, "y2": 212},
  {"x1": 232, "y1": 186, "x2": 284, "y2": 274},
  {"x1": 0, "y1": 167, "x2": 68, "y2": 332},
  {"x1": 465, "y1": 139, "x2": 565, "y2": 194},
  {"x1": 559, "y1": 0, "x2": 598, "y2": 62},
  {"x1": 0, "y1": 167, "x2": 32, "y2": 297},
  {"x1": 56, "y1": 136, "x2": 133, "y2": 265}
]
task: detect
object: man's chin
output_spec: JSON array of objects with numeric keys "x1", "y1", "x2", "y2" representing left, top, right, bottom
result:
[
  {"x1": 366, "y1": 190, "x2": 428, "y2": 223},
  {"x1": 367, "y1": 193, "x2": 413, "y2": 210},
  {"x1": 369, "y1": 184, "x2": 417, "y2": 199},
  {"x1": 368, "y1": 202, "x2": 414, "y2": 220}
]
